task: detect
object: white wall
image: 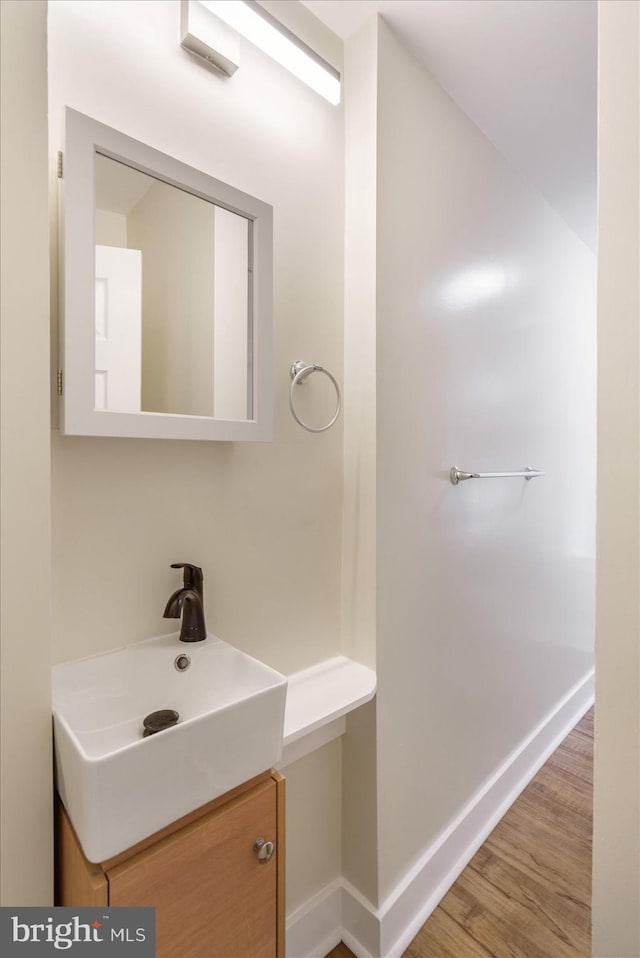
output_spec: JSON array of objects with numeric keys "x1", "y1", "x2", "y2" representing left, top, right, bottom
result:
[
  {"x1": 0, "y1": 0, "x2": 53, "y2": 905},
  {"x1": 95, "y1": 209, "x2": 127, "y2": 247},
  {"x1": 592, "y1": 2, "x2": 640, "y2": 955},
  {"x1": 48, "y1": 0, "x2": 344, "y2": 915},
  {"x1": 284, "y1": 740, "x2": 342, "y2": 914},
  {"x1": 342, "y1": 16, "x2": 596, "y2": 932}
]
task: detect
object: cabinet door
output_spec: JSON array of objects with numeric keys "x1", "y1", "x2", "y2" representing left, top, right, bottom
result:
[{"x1": 107, "y1": 779, "x2": 277, "y2": 958}]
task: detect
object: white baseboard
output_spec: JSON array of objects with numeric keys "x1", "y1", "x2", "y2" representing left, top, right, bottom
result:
[
  {"x1": 287, "y1": 671, "x2": 594, "y2": 958},
  {"x1": 286, "y1": 880, "x2": 343, "y2": 958}
]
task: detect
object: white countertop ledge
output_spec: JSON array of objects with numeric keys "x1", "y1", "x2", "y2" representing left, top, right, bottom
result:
[{"x1": 280, "y1": 656, "x2": 376, "y2": 766}]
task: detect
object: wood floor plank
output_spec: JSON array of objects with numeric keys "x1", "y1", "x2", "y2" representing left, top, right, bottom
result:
[
  {"x1": 556, "y1": 742, "x2": 594, "y2": 775},
  {"x1": 468, "y1": 845, "x2": 591, "y2": 952},
  {"x1": 546, "y1": 747, "x2": 593, "y2": 787},
  {"x1": 525, "y1": 766, "x2": 593, "y2": 819},
  {"x1": 402, "y1": 906, "x2": 495, "y2": 958},
  {"x1": 484, "y1": 818, "x2": 591, "y2": 903},
  {"x1": 576, "y1": 710, "x2": 593, "y2": 732},
  {"x1": 533, "y1": 763, "x2": 592, "y2": 806},
  {"x1": 508, "y1": 784, "x2": 592, "y2": 842},
  {"x1": 440, "y1": 869, "x2": 586, "y2": 958},
  {"x1": 324, "y1": 944, "x2": 355, "y2": 958},
  {"x1": 562, "y1": 727, "x2": 595, "y2": 758}
]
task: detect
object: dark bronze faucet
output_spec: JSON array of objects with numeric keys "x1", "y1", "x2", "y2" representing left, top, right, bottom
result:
[{"x1": 163, "y1": 563, "x2": 207, "y2": 642}]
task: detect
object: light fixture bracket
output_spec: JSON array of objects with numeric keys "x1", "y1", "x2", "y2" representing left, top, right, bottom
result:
[{"x1": 180, "y1": 0, "x2": 240, "y2": 77}]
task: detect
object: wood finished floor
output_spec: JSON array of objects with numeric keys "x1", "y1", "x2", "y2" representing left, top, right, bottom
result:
[{"x1": 325, "y1": 708, "x2": 593, "y2": 958}]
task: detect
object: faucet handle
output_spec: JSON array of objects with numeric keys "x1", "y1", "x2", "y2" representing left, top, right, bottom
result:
[{"x1": 170, "y1": 563, "x2": 203, "y2": 594}]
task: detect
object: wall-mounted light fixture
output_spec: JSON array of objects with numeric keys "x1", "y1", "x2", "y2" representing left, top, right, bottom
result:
[{"x1": 181, "y1": 0, "x2": 341, "y2": 105}]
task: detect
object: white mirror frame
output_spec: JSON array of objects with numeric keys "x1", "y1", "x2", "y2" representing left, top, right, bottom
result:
[{"x1": 58, "y1": 108, "x2": 273, "y2": 441}]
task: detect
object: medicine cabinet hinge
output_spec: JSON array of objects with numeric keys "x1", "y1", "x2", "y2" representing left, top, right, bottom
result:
[
  {"x1": 57, "y1": 369, "x2": 64, "y2": 396},
  {"x1": 57, "y1": 151, "x2": 63, "y2": 179}
]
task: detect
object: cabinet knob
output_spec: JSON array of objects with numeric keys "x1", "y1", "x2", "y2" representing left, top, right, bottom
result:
[{"x1": 253, "y1": 838, "x2": 275, "y2": 864}]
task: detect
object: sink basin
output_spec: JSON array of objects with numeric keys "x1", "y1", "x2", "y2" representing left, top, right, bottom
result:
[{"x1": 52, "y1": 632, "x2": 287, "y2": 863}]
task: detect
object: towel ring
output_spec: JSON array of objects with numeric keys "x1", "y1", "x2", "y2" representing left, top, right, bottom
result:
[{"x1": 289, "y1": 360, "x2": 341, "y2": 433}]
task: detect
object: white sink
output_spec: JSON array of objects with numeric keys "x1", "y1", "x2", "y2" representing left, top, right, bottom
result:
[{"x1": 52, "y1": 632, "x2": 287, "y2": 863}]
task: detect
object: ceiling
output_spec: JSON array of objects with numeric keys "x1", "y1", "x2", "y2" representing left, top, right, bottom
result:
[{"x1": 301, "y1": 0, "x2": 597, "y2": 250}]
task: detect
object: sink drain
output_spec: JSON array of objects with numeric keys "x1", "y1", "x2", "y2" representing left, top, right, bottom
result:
[{"x1": 142, "y1": 709, "x2": 179, "y2": 737}]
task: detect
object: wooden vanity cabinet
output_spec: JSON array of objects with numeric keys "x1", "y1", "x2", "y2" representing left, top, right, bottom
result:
[{"x1": 56, "y1": 771, "x2": 285, "y2": 958}]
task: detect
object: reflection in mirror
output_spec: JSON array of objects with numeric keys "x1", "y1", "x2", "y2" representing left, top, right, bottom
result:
[{"x1": 94, "y1": 154, "x2": 251, "y2": 419}]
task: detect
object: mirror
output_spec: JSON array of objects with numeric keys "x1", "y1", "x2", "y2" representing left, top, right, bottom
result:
[
  {"x1": 94, "y1": 155, "x2": 251, "y2": 420},
  {"x1": 59, "y1": 108, "x2": 273, "y2": 441}
]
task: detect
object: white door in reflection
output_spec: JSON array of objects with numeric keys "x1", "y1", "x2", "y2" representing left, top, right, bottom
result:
[{"x1": 94, "y1": 245, "x2": 142, "y2": 411}]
